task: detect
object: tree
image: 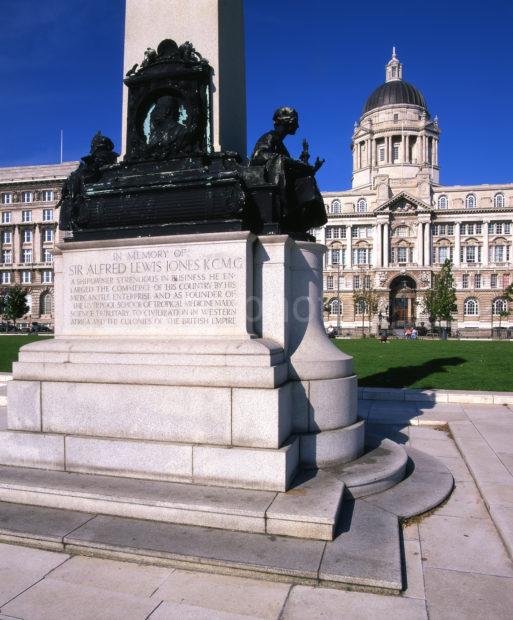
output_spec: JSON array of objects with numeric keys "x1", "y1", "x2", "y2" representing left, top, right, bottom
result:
[
  {"x1": 3, "y1": 286, "x2": 29, "y2": 328},
  {"x1": 353, "y1": 271, "x2": 380, "y2": 335},
  {"x1": 425, "y1": 259, "x2": 457, "y2": 337},
  {"x1": 497, "y1": 283, "x2": 513, "y2": 331}
]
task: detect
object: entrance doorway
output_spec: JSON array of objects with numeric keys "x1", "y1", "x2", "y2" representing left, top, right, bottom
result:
[{"x1": 389, "y1": 275, "x2": 417, "y2": 328}]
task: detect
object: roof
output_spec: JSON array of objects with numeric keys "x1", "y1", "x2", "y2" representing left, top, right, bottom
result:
[
  {"x1": 0, "y1": 162, "x2": 78, "y2": 184},
  {"x1": 363, "y1": 80, "x2": 428, "y2": 114}
]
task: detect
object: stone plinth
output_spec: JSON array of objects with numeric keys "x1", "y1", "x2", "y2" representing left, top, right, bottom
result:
[{"x1": 2, "y1": 232, "x2": 363, "y2": 534}]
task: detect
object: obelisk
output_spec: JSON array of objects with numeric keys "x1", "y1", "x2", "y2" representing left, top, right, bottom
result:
[{"x1": 122, "y1": 0, "x2": 246, "y2": 156}]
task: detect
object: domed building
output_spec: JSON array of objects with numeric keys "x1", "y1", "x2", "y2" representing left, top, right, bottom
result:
[{"x1": 318, "y1": 50, "x2": 513, "y2": 336}]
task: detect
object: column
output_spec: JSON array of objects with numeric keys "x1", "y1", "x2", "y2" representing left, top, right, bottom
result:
[
  {"x1": 482, "y1": 220, "x2": 489, "y2": 266},
  {"x1": 375, "y1": 223, "x2": 382, "y2": 267},
  {"x1": 454, "y1": 222, "x2": 461, "y2": 267},
  {"x1": 387, "y1": 136, "x2": 392, "y2": 163},
  {"x1": 347, "y1": 225, "x2": 352, "y2": 268},
  {"x1": 417, "y1": 222, "x2": 424, "y2": 265},
  {"x1": 403, "y1": 134, "x2": 407, "y2": 163},
  {"x1": 383, "y1": 223, "x2": 389, "y2": 267},
  {"x1": 33, "y1": 225, "x2": 41, "y2": 264},
  {"x1": 423, "y1": 221, "x2": 431, "y2": 266},
  {"x1": 14, "y1": 226, "x2": 21, "y2": 265}
]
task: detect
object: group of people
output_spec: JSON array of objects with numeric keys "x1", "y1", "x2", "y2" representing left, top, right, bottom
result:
[{"x1": 404, "y1": 326, "x2": 418, "y2": 340}]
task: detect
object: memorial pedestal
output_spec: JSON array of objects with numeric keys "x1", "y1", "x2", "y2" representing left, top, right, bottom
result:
[{"x1": 1, "y1": 232, "x2": 368, "y2": 538}]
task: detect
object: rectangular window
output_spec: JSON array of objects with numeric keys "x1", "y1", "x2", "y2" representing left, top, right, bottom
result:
[
  {"x1": 42, "y1": 270, "x2": 53, "y2": 284},
  {"x1": 43, "y1": 228, "x2": 54, "y2": 242},
  {"x1": 340, "y1": 226, "x2": 346, "y2": 239},
  {"x1": 22, "y1": 249, "x2": 32, "y2": 263},
  {"x1": 326, "y1": 275, "x2": 334, "y2": 290},
  {"x1": 476, "y1": 223, "x2": 482, "y2": 234},
  {"x1": 496, "y1": 223, "x2": 503, "y2": 234},
  {"x1": 474, "y1": 274, "x2": 481, "y2": 289},
  {"x1": 494, "y1": 246, "x2": 505, "y2": 262},
  {"x1": 1, "y1": 211, "x2": 11, "y2": 224},
  {"x1": 23, "y1": 229, "x2": 32, "y2": 243},
  {"x1": 22, "y1": 210, "x2": 32, "y2": 223},
  {"x1": 43, "y1": 249, "x2": 53, "y2": 262},
  {"x1": 491, "y1": 274, "x2": 498, "y2": 288},
  {"x1": 338, "y1": 275, "x2": 344, "y2": 289},
  {"x1": 439, "y1": 224, "x2": 446, "y2": 235},
  {"x1": 325, "y1": 227, "x2": 332, "y2": 240},
  {"x1": 439, "y1": 246, "x2": 449, "y2": 263},
  {"x1": 21, "y1": 191, "x2": 33, "y2": 203},
  {"x1": 379, "y1": 146, "x2": 385, "y2": 162},
  {"x1": 392, "y1": 143, "x2": 400, "y2": 161},
  {"x1": 364, "y1": 275, "x2": 371, "y2": 289},
  {"x1": 488, "y1": 223, "x2": 494, "y2": 235},
  {"x1": 447, "y1": 224, "x2": 454, "y2": 236},
  {"x1": 353, "y1": 275, "x2": 360, "y2": 289},
  {"x1": 462, "y1": 274, "x2": 469, "y2": 288},
  {"x1": 42, "y1": 190, "x2": 54, "y2": 202},
  {"x1": 21, "y1": 270, "x2": 31, "y2": 284},
  {"x1": 331, "y1": 249, "x2": 340, "y2": 265},
  {"x1": 2, "y1": 250, "x2": 12, "y2": 264},
  {"x1": 354, "y1": 248, "x2": 369, "y2": 264},
  {"x1": 1, "y1": 272, "x2": 11, "y2": 284},
  {"x1": 43, "y1": 208, "x2": 53, "y2": 222},
  {"x1": 505, "y1": 223, "x2": 511, "y2": 235},
  {"x1": 332, "y1": 227, "x2": 340, "y2": 239},
  {"x1": 466, "y1": 246, "x2": 476, "y2": 263},
  {"x1": 1, "y1": 193, "x2": 12, "y2": 205},
  {"x1": 397, "y1": 247, "x2": 408, "y2": 263},
  {"x1": 2, "y1": 231, "x2": 12, "y2": 244}
]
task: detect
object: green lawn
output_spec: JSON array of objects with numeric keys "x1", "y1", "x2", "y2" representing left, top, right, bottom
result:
[
  {"x1": 335, "y1": 339, "x2": 513, "y2": 392},
  {"x1": 0, "y1": 336, "x2": 53, "y2": 373}
]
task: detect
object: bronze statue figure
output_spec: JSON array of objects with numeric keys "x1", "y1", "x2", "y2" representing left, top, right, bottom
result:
[{"x1": 249, "y1": 107, "x2": 327, "y2": 235}]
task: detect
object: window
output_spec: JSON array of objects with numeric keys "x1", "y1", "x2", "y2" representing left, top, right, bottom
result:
[
  {"x1": 352, "y1": 225, "x2": 373, "y2": 239},
  {"x1": 447, "y1": 224, "x2": 454, "y2": 236},
  {"x1": 465, "y1": 194, "x2": 476, "y2": 209},
  {"x1": 356, "y1": 198, "x2": 367, "y2": 213},
  {"x1": 1, "y1": 211, "x2": 11, "y2": 224},
  {"x1": 364, "y1": 275, "x2": 371, "y2": 289},
  {"x1": 326, "y1": 275, "x2": 334, "y2": 290},
  {"x1": 21, "y1": 191, "x2": 33, "y2": 203},
  {"x1": 2, "y1": 250, "x2": 12, "y2": 264},
  {"x1": 493, "y1": 298, "x2": 508, "y2": 315},
  {"x1": 378, "y1": 146, "x2": 385, "y2": 162},
  {"x1": 439, "y1": 246, "x2": 450, "y2": 263},
  {"x1": 40, "y1": 292, "x2": 53, "y2": 315},
  {"x1": 491, "y1": 274, "x2": 498, "y2": 288},
  {"x1": 1, "y1": 193, "x2": 12, "y2": 205},
  {"x1": 355, "y1": 299, "x2": 367, "y2": 314},
  {"x1": 474, "y1": 274, "x2": 481, "y2": 289},
  {"x1": 494, "y1": 193, "x2": 505, "y2": 209},
  {"x1": 392, "y1": 143, "x2": 400, "y2": 161},
  {"x1": 23, "y1": 230, "x2": 32, "y2": 243},
  {"x1": 42, "y1": 190, "x2": 54, "y2": 202},
  {"x1": 331, "y1": 200, "x2": 341, "y2": 214},
  {"x1": 43, "y1": 208, "x2": 53, "y2": 222},
  {"x1": 1, "y1": 272, "x2": 11, "y2": 284},
  {"x1": 353, "y1": 275, "x2": 361, "y2": 289},
  {"x1": 43, "y1": 249, "x2": 53, "y2": 262},
  {"x1": 22, "y1": 210, "x2": 32, "y2": 223},
  {"x1": 397, "y1": 247, "x2": 408, "y2": 263},
  {"x1": 504, "y1": 274, "x2": 511, "y2": 288},
  {"x1": 505, "y1": 223, "x2": 511, "y2": 235},
  {"x1": 43, "y1": 228, "x2": 54, "y2": 242},
  {"x1": 42, "y1": 270, "x2": 52, "y2": 284},
  {"x1": 353, "y1": 248, "x2": 371, "y2": 264},
  {"x1": 21, "y1": 270, "x2": 31, "y2": 284},
  {"x1": 331, "y1": 249, "x2": 341, "y2": 265},
  {"x1": 22, "y1": 249, "x2": 32, "y2": 263},
  {"x1": 462, "y1": 274, "x2": 469, "y2": 289},
  {"x1": 437, "y1": 195, "x2": 448, "y2": 209},
  {"x1": 395, "y1": 225, "x2": 409, "y2": 237},
  {"x1": 393, "y1": 113, "x2": 399, "y2": 122},
  {"x1": 329, "y1": 299, "x2": 341, "y2": 315},
  {"x1": 464, "y1": 298, "x2": 478, "y2": 316},
  {"x1": 489, "y1": 246, "x2": 507, "y2": 263},
  {"x1": 2, "y1": 231, "x2": 12, "y2": 244}
]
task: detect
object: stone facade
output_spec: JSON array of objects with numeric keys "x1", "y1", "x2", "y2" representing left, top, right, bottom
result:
[
  {"x1": 317, "y1": 51, "x2": 513, "y2": 336},
  {"x1": 0, "y1": 162, "x2": 77, "y2": 328}
]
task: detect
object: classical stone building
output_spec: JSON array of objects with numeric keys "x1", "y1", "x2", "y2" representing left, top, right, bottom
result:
[
  {"x1": 316, "y1": 50, "x2": 513, "y2": 336},
  {"x1": 0, "y1": 162, "x2": 77, "y2": 328}
]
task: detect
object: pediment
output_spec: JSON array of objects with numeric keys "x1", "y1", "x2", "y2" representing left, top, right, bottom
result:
[{"x1": 375, "y1": 192, "x2": 431, "y2": 214}]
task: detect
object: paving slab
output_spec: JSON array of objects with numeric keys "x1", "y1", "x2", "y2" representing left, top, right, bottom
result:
[
  {"x1": 449, "y1": 436, "x2": 512, "y2": 484},
  {"x1": 148, "y1": 600, "x2": 253, "y2": 619},
  {"x1": 424, "y1": 567, "x2": 513, "y2": 620},
  {"x1": 489, "y1": 505, "x2": 513, "y2": 559},
  {"x1": 0, "y1": 500, "x2": 94, "y2": 548},
  {"x1": 1, "y1": 578, "x2": 161, "y2": 620},
  {"x1": 0, "y1": 541, "x2": 68, "y2": 573},
  {"x1": 319, "y1": 500, "x2": 402, "y2": 591},
  {"x1": 64, "y1": 514, "x2": 325, "y2": 581},
  {"x1": 435, "y1": 456, "x2": 473, "y2": 482},
  {"x1": 49, "y1": 555, "x2": 173, "y2": 597},
  {"x1": 498, "y1": 452, "x2": 513, "y2": 476},
  {"x1": 434, "y1": 480, "x2": 489, "y2": 520},
  {"x1": 408, "y1": 437, "x2": 461, "y2": 458},
  {"x1": 419, "y1": 514, "x2": 513, "y2": 577},
  {"x1": 402, "y1": 539, "x2": 425, "y2": 600},
  {"x1": 151, "y1": 569, "x2": 291, "y2": 618},
  {"x1": 281, "y1": 584, "x2": 428, "y2": 620}
]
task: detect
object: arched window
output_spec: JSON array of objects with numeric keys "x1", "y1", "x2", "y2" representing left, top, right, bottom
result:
[
  {"x1": 356, "y1": 198, "x2": 367, "y2": 213},
  {"x1": 465, "y1": 194, "x2": 476, "y2": 209},
  {"x1": 331, "y1": 200, "x2": 341, "y2": 214},
  {"x1": 329, "y1": 299, "x2": 342, "y2": 315},
  {"x1": 492, "y1": 297, "x2": 508, "y2": 315},
  {"x1": 494, "y1": 193, "x2": 505, "y2": 209},
  {"x1": 40, "y1": 292, "x2": 53, "y2": 315},
  {"x1": 437, "y1": 195, "x2": 448, "y2": 209},
  {"x1": 464, "y1": 298, "x2": 479, "y2": 316},
  {"x1": 355, "y1": 299, "x2": 368, "y2": 315}
]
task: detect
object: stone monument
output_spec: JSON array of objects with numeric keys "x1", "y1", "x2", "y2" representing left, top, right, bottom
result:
[{"x1": 0, "y1": 21, "x2": 451, "y2": 558}]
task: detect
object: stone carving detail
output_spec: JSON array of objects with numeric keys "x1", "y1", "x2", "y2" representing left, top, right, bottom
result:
[
  {"x1": 419, "y1": 271, "x2": 431, "y2": 287},
  {"x1": 378, "y1": 271, "x2": 388, "y2": 285}
]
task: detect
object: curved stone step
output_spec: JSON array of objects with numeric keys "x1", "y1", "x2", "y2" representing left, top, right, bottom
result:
[
  {"x1": 362, "y1": 447, "x2": 454, "y2": 518},
  {"x1": 323, "y1": 438, "x2": 408, "y2": 498}
]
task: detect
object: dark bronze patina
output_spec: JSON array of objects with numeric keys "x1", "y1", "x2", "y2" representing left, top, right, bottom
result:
[{"x1": 58, "y1": 40, "x2": 326, "y2": 241}]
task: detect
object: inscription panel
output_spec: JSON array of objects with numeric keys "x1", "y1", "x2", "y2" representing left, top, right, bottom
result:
[{"x1": 60, "y1": 239, "x2": 252, "y2": 336}]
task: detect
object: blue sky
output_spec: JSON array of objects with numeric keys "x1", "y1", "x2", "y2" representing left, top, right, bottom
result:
[{"x1": 1, "y1": 0, "x2": 512, "y2": 191}]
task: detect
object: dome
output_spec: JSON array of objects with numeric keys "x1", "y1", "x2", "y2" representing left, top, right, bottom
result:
[{"x1": 363, "y1": 80, "x2": 428, "y2": 115}]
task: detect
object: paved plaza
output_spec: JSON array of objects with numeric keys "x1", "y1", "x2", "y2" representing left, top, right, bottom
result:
[{"x1": 0, "y1": 380, "x2": 513, "y2": 618}]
